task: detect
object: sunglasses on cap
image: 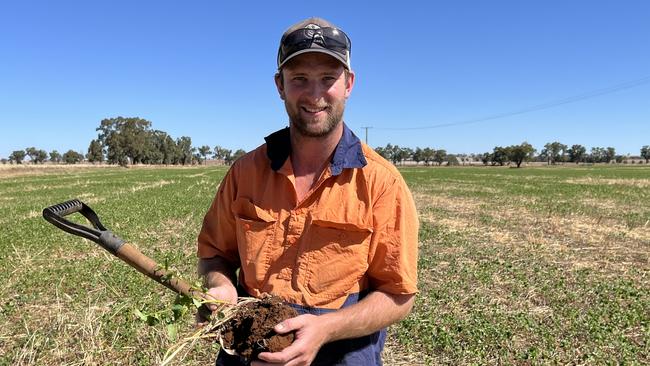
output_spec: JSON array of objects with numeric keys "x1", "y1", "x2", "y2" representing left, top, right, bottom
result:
[{"x1": 277, "y1": 26, "x2": 351, "y2": 68}]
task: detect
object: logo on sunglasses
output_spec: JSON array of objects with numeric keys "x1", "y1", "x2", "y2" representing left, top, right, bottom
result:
[
  {"x1": 305, "y1": 24, "x2": 321, "y2": 37},
  {"x1": 304, "y1": 24, "x2": 324, "y2": 45}
]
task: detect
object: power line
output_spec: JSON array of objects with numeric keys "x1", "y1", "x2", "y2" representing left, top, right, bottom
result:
[{"x1": 373, "y1": 75, "x2": 650, "y2": 131}]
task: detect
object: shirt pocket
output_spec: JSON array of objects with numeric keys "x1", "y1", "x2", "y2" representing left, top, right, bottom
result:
[
  {"x1": 231, "y1": 197, "x2": 277, "y2": 287},
  {"x1": 303, "y1": 214, "x2": 373, "y2": 300}
]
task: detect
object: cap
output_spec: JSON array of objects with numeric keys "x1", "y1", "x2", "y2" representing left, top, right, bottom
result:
[{"x1": 277, "y1": 17, "x2": 351, "y2": 70}]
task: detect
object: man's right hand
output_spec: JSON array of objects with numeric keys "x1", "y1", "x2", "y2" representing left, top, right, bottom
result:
[
  {"x1": 197, "y1": 256, "x2": 239, "y2": 325},
  {"x1": 196, "y1": 283, "x2": 238, "y2": 325}
]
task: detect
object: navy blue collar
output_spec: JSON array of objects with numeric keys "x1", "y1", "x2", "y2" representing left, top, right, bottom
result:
[{"x1": 264, "y1": 123, "x2": 367, "y2": 176}]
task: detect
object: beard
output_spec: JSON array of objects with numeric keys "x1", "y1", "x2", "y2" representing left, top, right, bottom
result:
[{"x1": 285, "y1": 99, "x2": 345, "y2": 138}]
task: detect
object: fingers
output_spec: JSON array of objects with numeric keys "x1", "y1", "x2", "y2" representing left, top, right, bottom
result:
[
  {"x1": 195, "y1": 285, "x2": 237, "y2": 325},
  {"x1": 256, "y1": 346, "x2": 299, "y2": 365},
  {"x1": 256, "y1": 346, "x2": 313, "y2": 366},
  {"x1": 255, "y1": 315, "x2": 318, "y2": 365},
  {"x1": 203, "y1": 291, "x2": 220, "y2": 312},
  {"x1": 272, "y1": 314, "x2": 307, "y2": 334},
  {"x1": 205, "y1": 285, "x2": 238, "y2": 305}
]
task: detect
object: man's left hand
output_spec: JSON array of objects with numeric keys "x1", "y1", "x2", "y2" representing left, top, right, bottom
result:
[{"x1": 252, "y1": 314, "x2": 329, "y2": 366}]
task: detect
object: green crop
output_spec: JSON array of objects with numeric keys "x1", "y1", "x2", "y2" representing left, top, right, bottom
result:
[{"x1": 1, "y1": 164, "x2": 648, "y2": 365}]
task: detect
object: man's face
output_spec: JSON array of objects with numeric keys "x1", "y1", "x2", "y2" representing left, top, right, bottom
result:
[{"x1": 275, "y1": 52, "x2": 355, "y2": 138}]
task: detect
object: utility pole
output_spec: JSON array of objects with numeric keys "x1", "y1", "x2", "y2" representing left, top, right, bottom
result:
[{"x1": 361, "y1": 126, "x2": 372, "y2": 145}]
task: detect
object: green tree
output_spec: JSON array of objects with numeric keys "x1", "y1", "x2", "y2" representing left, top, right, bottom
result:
[
  {"x1": 9, "y1": 150, "x2": 26, "y2": 164},
  {"x1": 175, "y1": 136, "x2": 193, "y2": 165},
  {"x1": 148, "y1": 130, "x2": 176, "y2": 165},
  {"x1": 389, "y1": 145, "x2": 411, "y2": 165},
  {"x1": 87, "y1": 139, "x2": 104, "y2": 163},
  {"x1": 49, "y1": 150, "x2": 62, "y2": 163},
  {"x1": 226, "y1": 149, "x2": 247, "y2": 165},
  {"x1": 141, "y1": 134, "x2": 163, "y2": 164},
  {"x1": 446, "y1": 155, "x2": 460, "y2": 166},
  {"x1": 96, "y1": 117, "x2": 152, "y2": 166},
  {"x1": 213, "y1": 145, "x2": 232, "y2": 162},
  {"x1": 385, "y1": 144, "x2": 399, "y2": 164},
  {"x1": 641, "y1": 145, "x2": 650, "y2": 163},
  {"x1": 481, "y1": 152, "x2": 491, "y2": 166},
  {"x1": 35, "y1": 150, "x2": 48, "y2": 164},
  {"x1": 412, "y1": 147, "x2": 423, "y2": 165},
  {"x1": 374, "y1": 146, "x2": 389, "y2": 160},
  {"x1": 25, "y1": 147, "x2": 38, "y2": 164},
  {"x1": 491, "y1": 146, "x2": 510, "y2": 166},
  {"x1": 379, "y1": 144, "x2": 400, "y2": 165},
  {"x1": 401, "y1": 147, "x2": 414, "y2": 164},
  {"x1": 192, "y1": 151, "x2": 203, "y2": 165},
  {"x1": 589, "y1": 147, "x2": 605, "y2": 163},
  {"x1": 567, "y1": 144, "x2": 586, "y2": 164},
  {"x1": 222, "y1": 149, "x2": 233, "y2": 164},
  {"x1": 24, "y1": 147, "x2": 47, "y2": 164},
  {"x1": 508, "y1": 142, "x2": 536, "y2": 168},
  {"x1": 541, "y1": 142, "x2": 568, "y2": 164},
  {"x1": 433, "y1": 149, "x2": 447, "y2": 166},
  {"x1": 62, "y1": 150, "x2": 84, "y2": 164},
  {"x1": 604, "y1": 147, "x2": 616, "y2": 163},
  {"x1": 198, "y1": 145, "x2": 211, "y2": 164},
  {"x1": 422, "y1": 148, "x2": 435, "y2": 166}
]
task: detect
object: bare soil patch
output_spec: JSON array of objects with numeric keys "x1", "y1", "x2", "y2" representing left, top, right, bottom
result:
[
  {"x1": 566, "y1": 177, "x2": 650, "y2": 188},
  {"x1": 414, "y1": 191, "x2": 649, "y2": 277},
  {"x1": 0, "y1": 164, "x2": 114, "y2": 179}
]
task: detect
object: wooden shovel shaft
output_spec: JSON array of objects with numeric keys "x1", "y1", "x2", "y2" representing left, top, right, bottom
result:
[{"x1": 115, "y1": 243, "x2": 206, "y2": 301}]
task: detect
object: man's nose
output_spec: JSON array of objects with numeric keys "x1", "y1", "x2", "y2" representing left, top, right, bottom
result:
[{"x1": 304, "y1": 80, "x2": 324, "y2": 100}]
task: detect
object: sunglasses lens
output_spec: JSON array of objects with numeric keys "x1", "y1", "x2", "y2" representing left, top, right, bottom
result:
[{"x1": 321, "y1": 29, "x2": 349, "y2": 49}]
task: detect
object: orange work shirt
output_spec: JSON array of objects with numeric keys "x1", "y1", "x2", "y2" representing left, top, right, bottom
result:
[{"x1": 198, "y1": 125, "x2": 418, "y2": 310}]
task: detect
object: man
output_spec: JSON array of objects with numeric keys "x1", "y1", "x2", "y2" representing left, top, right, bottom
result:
[{"x1": 197, "y1": 17, "x2": 418, "y2": 366}]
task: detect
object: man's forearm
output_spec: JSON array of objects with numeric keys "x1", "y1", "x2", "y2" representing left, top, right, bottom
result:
[
  {"x1": 319, "y1": 291, "x2": 416, "y2": 342},
  {"x1": 198, "y1": 256, "x2": 237, "y2": 288}
]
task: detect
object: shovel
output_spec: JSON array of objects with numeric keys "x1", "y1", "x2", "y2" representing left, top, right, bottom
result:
[
  {"x1": 42, "y1": 199, "x2": 206, "y2": 302},
  {"x1": 43, "y1": 199, "x2": 249, "y2": 360}
]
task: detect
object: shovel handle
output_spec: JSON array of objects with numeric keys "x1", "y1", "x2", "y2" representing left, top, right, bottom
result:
[
  {"x1": 116, "y1": 243, "x2": 205, "y2": 300},
  {"x1": 43, "y1": 199, "x2": 205, "y2": 301}
]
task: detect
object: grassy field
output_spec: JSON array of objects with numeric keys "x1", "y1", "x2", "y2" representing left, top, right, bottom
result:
[{"x1": 0, "y1": 165, "x2": 648, "y2": 365}]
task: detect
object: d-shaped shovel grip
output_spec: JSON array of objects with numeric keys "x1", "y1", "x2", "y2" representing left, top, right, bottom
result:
[{"x1": 43, "y1": 199, "x2": 205, "y2": 301}]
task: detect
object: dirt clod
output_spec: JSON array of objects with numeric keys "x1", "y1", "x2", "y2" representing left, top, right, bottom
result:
[{"x1": 219, "y1": 296, "x2": 298, "y2": 360}]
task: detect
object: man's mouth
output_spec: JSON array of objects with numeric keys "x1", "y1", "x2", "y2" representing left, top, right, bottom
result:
[{"x1": 301, "y1": 106, "x2": 328, "y2": 114}]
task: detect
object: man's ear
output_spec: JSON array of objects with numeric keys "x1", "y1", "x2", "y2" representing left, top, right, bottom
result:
[
  {"x1": 274, "y1": 72, "x2": 285, "y2": 100},
  {"x1": 344, "y1": 70, "x2": 355, "y2": 99}
]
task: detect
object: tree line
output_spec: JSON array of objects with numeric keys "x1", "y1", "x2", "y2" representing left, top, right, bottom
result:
[
  {"x1": 374, "y1": 142, "x2": 650, "y2": 168},
  {"x1": 2, "y1": 117, "x2": 246, "y2": 166},
  {"x1": 3, "y1": 120, "x2": 649, "y2": 168}
]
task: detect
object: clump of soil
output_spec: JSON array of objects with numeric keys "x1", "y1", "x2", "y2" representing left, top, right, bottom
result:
[{"x1": 219, "y1": 296, "x2": 298, "y2": 360}]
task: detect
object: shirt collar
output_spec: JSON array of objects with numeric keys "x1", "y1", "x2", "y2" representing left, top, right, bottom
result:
[{"x1": 264, "y1": 123, "x2": 367, "y2": 176}]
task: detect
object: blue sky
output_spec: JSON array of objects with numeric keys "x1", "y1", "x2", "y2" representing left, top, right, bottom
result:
[{"x1": 1, "y1": 0, "x2": 649, "y2": 158}]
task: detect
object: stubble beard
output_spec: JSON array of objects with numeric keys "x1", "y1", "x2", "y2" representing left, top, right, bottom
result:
[{"x1": 286, "y1": 100, "x2": 345, "y2": 138}]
